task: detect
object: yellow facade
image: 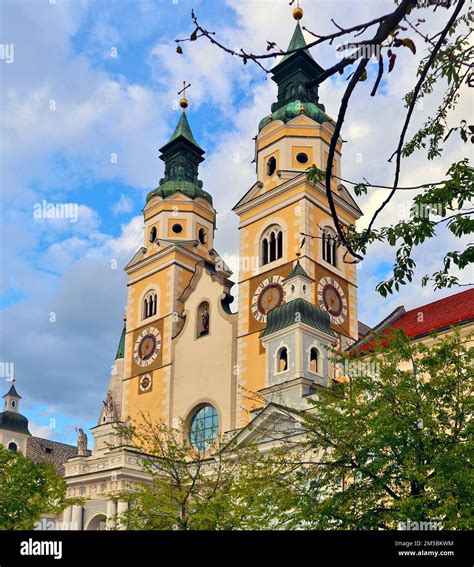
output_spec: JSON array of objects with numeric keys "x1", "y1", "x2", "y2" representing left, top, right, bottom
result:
[
  {"x1": 234, "y1": 114, "x2": 361, "y2": 426},
  {"x1": 122, "y1": 188, "x2": 222, "y2": 427}
]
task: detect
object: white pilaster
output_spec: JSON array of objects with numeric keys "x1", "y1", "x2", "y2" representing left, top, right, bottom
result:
[
  {"x1": 62, "y1": 505, "x2": 72, "y2": 527},
  {"x1": 106, "y1": 500, "x2": 117, "y2": 530},
  {"x1": 71, "y1": 505, "x2": 83, "y2": 530}
]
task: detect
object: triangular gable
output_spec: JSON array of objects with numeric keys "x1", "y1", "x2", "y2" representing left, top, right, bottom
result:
[
  {"x1": 228, "y1": 402, "x2": 304, "y2": 447},
  {"x1": 232, "y1": 180, "x2": 264, "y2": 211},
  {"x1": 336, "y1": 184, "x2": 363, "y2": 217}
]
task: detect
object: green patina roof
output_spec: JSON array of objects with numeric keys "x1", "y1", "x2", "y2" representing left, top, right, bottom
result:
[
  {"x1": 262, "y1": 298, "x2": 335, "y2": 338},
  {"x1": 115, "y1": 324, "x2": 125, "y2": 359},
  {"x1": 0, "y1": 411, "x2": 30, "y2": 435},
  {"x1": 258, "y1": 22, "x2": 332, "y2": 131},
  {"x1": 286, "y1": 260, "x2": 310, "y2": 279},
  {"x1": 281, "y1": 22, "x2": 314, "y2": 63},
  {"x1": 259, "y1": 101, "x2": 332, "y2": 131},
  {"x1": 146, "y1": 111, "x2": 212, "y2": 205},
  {"x1": 146, "y1": 181, "x2": 212, "y2": 205},
  {"x1": 168, "y1": 111, "x2": 202, "y2": 150}
]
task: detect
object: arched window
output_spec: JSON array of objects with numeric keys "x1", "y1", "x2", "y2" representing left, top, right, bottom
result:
[
  {"x1": 198, "y1": 228, "x2": 207, "y2": 245},
  {"x1": 277, "y1": 347, "x2": 288, "y2": 373},
  {"x1": 149, "y1": 226, "x2": 157, "y2": 243},
  {"x1": 266, "y1": 156, "x2": 277, "y2": 176},
  {"x1": 197, "y1": 301, "x2": 210, "y2": 337},
  {"x1": 261, "y1": 225, "x2": 283, "y2": 266},
  {"x1": 189, "y1": 404, "x2": 219, "y2": 452},
  {"x1": 8, "y1": 442, "x2": 17, "y2": 452},
  {"x1": 309, "y1": 347, "x2": 319, "y2": 374},
  {"x1": 322, "y1": 228, "x2": 338, "y2": 267},
  {"x1": 143, "y1": 290, "x2": 157, "y2": 320}
]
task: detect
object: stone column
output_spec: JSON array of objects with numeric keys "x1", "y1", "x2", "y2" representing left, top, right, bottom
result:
[
  {"x1": 106, "y1": 500, "x2": 117, "y2": 530},
  {"x1": 62, "y1": 506, "x2": 72, "y2": 529},
  {"x1": 116, "y1": 501, "x2": 129, "y2": 530},
  {"x1": 71, "y1": 505, "x2": 83, "y2": 531}
]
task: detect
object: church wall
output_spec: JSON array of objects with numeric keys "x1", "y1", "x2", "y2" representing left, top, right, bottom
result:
[
  {"x1": 122, "y1": 256, "x2": 195, "y2": 425},
  {"x1": 172, "y1": 268, "x2": 237, "y2": 436},
  {"x1": 0, "y1": 431, "x2": 28, "y2": 454},
  {"x1": 237, "y1": 331, "x2": 267, "y2": 425}
]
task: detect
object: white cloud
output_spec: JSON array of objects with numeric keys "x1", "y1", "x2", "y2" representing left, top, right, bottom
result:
[{"x1": 112, "y1": 194, "x2": 134, "y2": 216}]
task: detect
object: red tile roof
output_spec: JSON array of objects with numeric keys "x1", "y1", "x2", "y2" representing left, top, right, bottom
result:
[
  {"x1": 351, "y1": 288, "x2": 474, "y2": 353},
  {"x1": 391, "y1": 288, "x2": 474, "y2": 339}
]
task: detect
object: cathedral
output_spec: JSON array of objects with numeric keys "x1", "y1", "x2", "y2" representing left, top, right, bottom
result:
[
  {"x1": 3, "y1": 10, "x2": 471, "y2": 531},
  {"x1": 55, "y1": 16, "x2": 364, "y2": 528}
]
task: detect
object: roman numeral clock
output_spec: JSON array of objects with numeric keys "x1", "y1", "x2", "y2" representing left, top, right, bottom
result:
[
  {"x1": 251, "y1": 275, "x2": 286, "y2": 323},
  {"x1": 317, "y1": 276, "x2": 348, "y2": 327},
  {"x1": 130, "y1": 320, "x2": 164, "y2": 379},
  {"x1": 248, "y1": 264, "x2": 293, "y2": 332}
]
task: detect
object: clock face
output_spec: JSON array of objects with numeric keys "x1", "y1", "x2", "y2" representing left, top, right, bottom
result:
[
  {"x1": 251, "y1": 276, "x2": 285, "y2": 323},
  {"x1": 134, "y1": 327, "x2": 161, "y2": 368},
  {"x1": 317, "y1": 276, "x2": 347, "y2": 326},
  {"x1": 139, "y1": 374, "x2": 152, "y2": 393}
]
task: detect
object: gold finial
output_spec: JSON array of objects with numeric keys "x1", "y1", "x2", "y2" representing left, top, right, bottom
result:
[
  {"x1": 293, "y1": 0, "x2": 303, "y2": 21},
  {"x1": 178, "y1": 81, "x2": 191, "y2": 110},
  {"x1": 296, "y1": 251, "x2": 301, "y2": 258}
]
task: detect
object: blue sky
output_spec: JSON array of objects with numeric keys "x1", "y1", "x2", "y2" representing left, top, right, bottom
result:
[{"x1": 0, "y1": 0, "x2": 470, "y2": 445}]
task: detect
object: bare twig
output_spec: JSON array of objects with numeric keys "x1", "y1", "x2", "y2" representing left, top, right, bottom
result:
[{"x1": 364, "y1": 0, "x2": 466, "y2": 240}]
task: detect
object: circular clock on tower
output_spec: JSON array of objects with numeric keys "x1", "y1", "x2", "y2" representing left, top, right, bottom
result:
[
  {"x1": 134, "y1": 326, "x2": 161, "y2": 368},
  {"x1": 251, "y1": 276, "x2": 285, "y2": 323},
  {"x1": 139, "y1": 374, "x2": 152, "y2": 393},
  {"x1": 317, "y1": 276, "x2": 348, "y2": 326}
]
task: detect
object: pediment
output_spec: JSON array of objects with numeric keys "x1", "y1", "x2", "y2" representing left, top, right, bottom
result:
[
  {"x1": 259, "y1": 119, "x2": 285, "y2": 137},
  {"x1": 287, "y1": 113, "x2": 319, "y2": 127},
  {"x1": 228, "y1": 403, "x2": 304, "y2": 447},
  {"x1": 232, "y1": 180, "x2": 264, "y2": 211}
]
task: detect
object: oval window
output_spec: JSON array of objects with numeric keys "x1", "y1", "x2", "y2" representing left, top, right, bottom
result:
[
  {"x1": 198, "y1": 228, "x2": 207, "y2": 245},
  {"x1": 296, "y1": 152, "x2": 309, "y2": 164},
  {"x1": 172, "y1": 223, "x2": 183, "y2": 234}
]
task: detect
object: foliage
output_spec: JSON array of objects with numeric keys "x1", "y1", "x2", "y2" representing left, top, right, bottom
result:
[
  {"x1": 114, "y1": 415, "x2": 305, "y2": 530},
  {"x1": 300, "y1": 330, "x2": 474, "y2": 529},
  {"x1": 0, "y1": 445, "x2": 70, "y2": 530}
]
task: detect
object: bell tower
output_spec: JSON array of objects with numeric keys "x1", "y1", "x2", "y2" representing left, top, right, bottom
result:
[
  {"x1": 121, "y1": 87, "x2": 225, "y2": 427},
  {"x1": 233, "y1": 6, "x2": 362, "y2": 427},
  {"x1": 260, "y1": 257, "x2": 336, "y2": 408}
]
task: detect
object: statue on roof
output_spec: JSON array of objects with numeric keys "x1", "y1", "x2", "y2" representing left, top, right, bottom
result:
[
  {"x1": 75, "y1": 427, "x2": 88, "y2": 456},
  {"x1": 102, "y1": 391, "x2": 117, "y2": 423}
]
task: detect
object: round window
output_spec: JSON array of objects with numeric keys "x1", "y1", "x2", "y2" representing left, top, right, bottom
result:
[
  {"x1": 189, "y1": 404, "x2": 218, "y2": 451},
  {"x1": 296, "y1": 152, "x2": 309, "y2": 164},
  {"x1": 172, "y1": 223, "x2": 183, "y2": 234}
]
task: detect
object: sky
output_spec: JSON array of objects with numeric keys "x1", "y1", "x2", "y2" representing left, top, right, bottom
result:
[{"x1": 0, "y1": 0, "x2": 471, "y2": 445}]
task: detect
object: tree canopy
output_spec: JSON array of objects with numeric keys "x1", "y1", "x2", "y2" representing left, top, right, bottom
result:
[
  {"x1": 0, "y1": 446, "x2": 70, "y2": 530},
  {"x1": 300, "y1": 329, "x2": 473, "y2": 529}
]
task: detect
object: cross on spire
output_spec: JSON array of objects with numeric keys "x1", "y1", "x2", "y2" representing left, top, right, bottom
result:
[{"x1": 178, "y1": 81, "x2": 191, "y2": 110}]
